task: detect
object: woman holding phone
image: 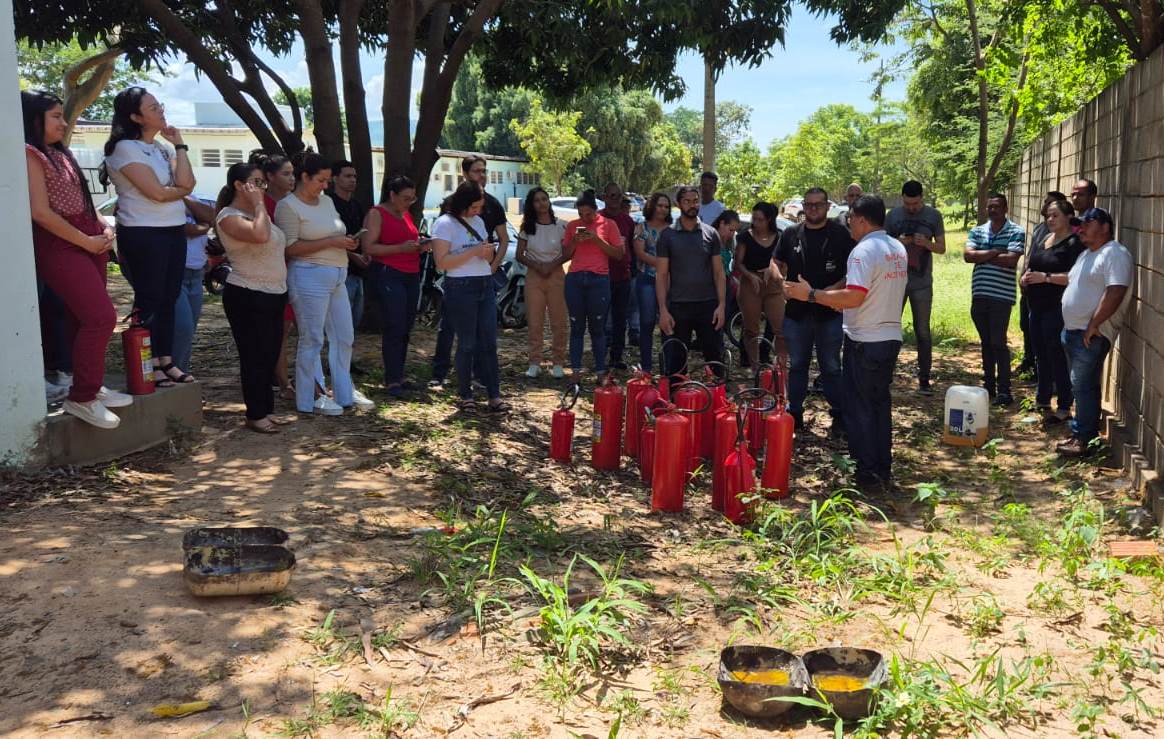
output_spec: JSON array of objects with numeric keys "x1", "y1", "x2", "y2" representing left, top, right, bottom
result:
[
  {"x1": 431, "y1": 181, "x2": 506, "y2": 411},
  {"x1": 562, "y1": 189, "x2": 624, "y2": 380},
  {"x1": 363, "y1": 175, "x2": 425, "y2": 399},
  {"x1": 274, "y1": 152, "x2": 374, "y2": 416}
]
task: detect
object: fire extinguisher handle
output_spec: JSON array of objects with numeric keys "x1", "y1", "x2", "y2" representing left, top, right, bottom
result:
[
  {"x1": 658, "y1": 337, "x2": 689, "y2": 378},
  {"x1": 730, "y1": 387, "x2": 777, "y2": 412},
  {"x1": 559, "y1": 383, "x2": 582, "y2": 410},
  {"x1": 643, "y1": 398, "x2": 666, "y2": 424}
]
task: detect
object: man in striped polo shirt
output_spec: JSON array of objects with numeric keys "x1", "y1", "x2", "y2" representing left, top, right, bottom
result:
[{"x1": 964, "y1": 194, "x2": 1026, "y2": 406}]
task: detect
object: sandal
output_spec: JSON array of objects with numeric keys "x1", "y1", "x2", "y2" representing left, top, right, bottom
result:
[
  {"x1": 245, "y1": 419, "x2": 279, "y2": 434},
  {"x1": 455, "y1": 398, "x2": 476, "y2": 411},
  {"x1": 484, "y1": 400, "x2": 510, "y2": 413},
  {"x1": 279, "y1": 386, "x2": 296, "y2": 400},
  {"x1": 266, "y1": 415, "x2": 293, "y2": 426},
  {"x1": 153, "y1": 368, "x2": 176, "y2": 388},
  {"x1": 159, "y1": 363, "x2": 196, "y2": 384}
]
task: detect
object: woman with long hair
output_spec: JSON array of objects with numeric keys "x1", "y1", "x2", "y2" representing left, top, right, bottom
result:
[
  {"x1": 733, "y1": 202, "x2": 786, "y2": 367},
  {"x1": 274, "y1": 152, "x2": 374, "y2": 416},
  {"x1": 1020, "y1": 199, "x2": 1085, "y2": 422},
  {"x1": 216, "y1": 162, "x2": 290, "y2": 433},
  {"x1": 362, "y1": 175, "x2": 424, "y2": 399},
  {"x1": 431, "y1": 181, "x2": 506, "y2": 411},
  {"x1": 516, "y1": 187, "x2": 567, "y2": 378},
  {"x1": 631, "y1": 192, "x2": 671, "y2": 371},
  {"x1": 102, "y1": 86, "x2": 197, "y2": 386},
  {"x1": 253, "y1": 152, "x2": 297, "y2": 397},
  {"x1": 24, "y1": 90, "x2": 130, "y2": 428},
  {"x1": 562, "y1": 189, "x2": 624, "y2": 380}
]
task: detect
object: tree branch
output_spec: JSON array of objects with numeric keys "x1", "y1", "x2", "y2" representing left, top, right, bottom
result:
[
  {"x1": 984, "y1": 43, "x2": 1030, "y2": 189},
  {"x1": 1093, "y1": 0, "x2": 1145, "y2": 58}
]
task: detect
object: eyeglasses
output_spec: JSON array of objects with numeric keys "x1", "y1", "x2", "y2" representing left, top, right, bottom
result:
[
  {"x1": 247, "y1": 178, "x2": 268, "y2": 188},
  {"x1": 804, "y1": 201, "x2": 829, "y2": 210}
]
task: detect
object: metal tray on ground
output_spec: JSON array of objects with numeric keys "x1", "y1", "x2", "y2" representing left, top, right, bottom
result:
[
  {"x1": 183, "y1": 544, "x2": 296, "y2": 597},
  {"x1": 182, "y1": 526, "x2": 290, "y2": 549},
  {"x1": 717, "y1": 645, "x2": 810, "y2": 718},
  {"x1": 802, "y1": 647, "x2": 886, "y2": 720}
]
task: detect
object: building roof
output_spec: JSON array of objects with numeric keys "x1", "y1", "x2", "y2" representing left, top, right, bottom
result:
[{"x1": 372, "y1": 146, "x2": 528, "y2": 164}]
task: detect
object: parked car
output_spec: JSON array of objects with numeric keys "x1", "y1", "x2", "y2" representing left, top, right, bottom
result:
[
  {"x1": 781, "y1": 198, "x2": 804, "y2": 221},
  {"x1": 549, "y1": 196, "x2": 606, "y2": 222}
]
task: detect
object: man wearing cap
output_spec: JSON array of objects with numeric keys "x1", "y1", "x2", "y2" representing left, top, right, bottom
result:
[
  {"x1": 785, "y1": 195, "x2": 908, "y2": 490},
  {"x1": 1055, "y1": 207, "x2": 1132, "y2": 457},
  {"x1": 964, "y1": 193, "x2": 1025, "y2": 406},
  {"x1": 885, "y1": 180, "x2": 945, "y2": 395}
]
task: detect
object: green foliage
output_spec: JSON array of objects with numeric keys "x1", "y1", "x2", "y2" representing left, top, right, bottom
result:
[
  {"x1": 716, "y1": 141, "x2": 774, "y2": 211},
  {"x1": 520, "y1": 553, "x2": 650, "y2": 671},
  {"x1": 571, "y1": 87, "x2": 674, "y2": 194},
  {"x1": 273, "y1": 87, "x2": 314, "y2": 126},
  {"x1": 665, "y1": 101, "x2": 753, "y2": 171},
  {"x1": 769, "y1": 103, "x2": 870, "y2": 199},
  {"x1": 509, "y1": 98, "x2": 590, "y2": 196},
  {"x1": 444, "y1": 55, "x2": 534, "y2": 157},
  {"x1": 17, "y1": 38, "x2": 149, "y2": 121}
]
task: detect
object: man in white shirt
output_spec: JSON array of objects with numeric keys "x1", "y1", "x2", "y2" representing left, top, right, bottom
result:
[
  {"x1": 697, "y1": 171, "x2": 725, "y2": 224},
  {"x1": 785, "y1": 195, "x2": 908, "y2": 490},
  {"x1": 1056, "y1": 207, "x2": 1133, "y2": 457}
]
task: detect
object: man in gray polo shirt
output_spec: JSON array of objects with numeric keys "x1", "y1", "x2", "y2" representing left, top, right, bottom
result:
[
  {"x1": 657, "y1": 185, "x2": 726, "y2": 377},
  {"x1": 785, "y1": 195, "x2": 908, "y2": 490}
]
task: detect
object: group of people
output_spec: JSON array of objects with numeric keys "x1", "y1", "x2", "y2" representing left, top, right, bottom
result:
[{"x1": 26, "y1": 84, "x2": 1133, "y2": 478}]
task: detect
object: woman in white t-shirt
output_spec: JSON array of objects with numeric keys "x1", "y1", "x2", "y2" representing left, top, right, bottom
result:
[
  {"x1": 101, "y1": 87, "x2": 197, "y2": 386},
  {"x1": 432, "y1": 181, "x2": 506, "y2": 411},
  {"x1": 515, "y1": 187, "x2": 567, "y2": 378},
  {"x1": 274, "y1": 153, "x2": 373, "y2": 416}
]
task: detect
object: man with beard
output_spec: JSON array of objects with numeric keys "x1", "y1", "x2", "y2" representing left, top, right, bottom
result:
[
  {"x1": 657, "y1": 185, "x2": 726, "y2": 377},
  {"x1": 776, "y1": 187, "x2": 855, "y2": 436}
]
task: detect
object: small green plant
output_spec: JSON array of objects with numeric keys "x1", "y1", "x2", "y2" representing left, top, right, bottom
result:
[
  {"x1": 1026, "y1": 579, "x2": 1082, "y2": 615},
  {"x1": 300, "y1": 610, "x2": 358, "y2": 666},
  {"x1": 964, "y1": 595, "x2": 1005, "y2": 638},
  {"x1": 520, "y1": 554, "x2": 649, "y2": 671},
  {"x1": 979, "y1": 437, "x2": 1004, "y2": 460},
  {"x1": 357, "y1": 688, "x2": 420, "y2": 734},
  {"x1": 370, "y1": 625, "x2": 402, "y2": 650},
  {"x1": 601, "y1": 689, "x2": 648, "y2": 726}
]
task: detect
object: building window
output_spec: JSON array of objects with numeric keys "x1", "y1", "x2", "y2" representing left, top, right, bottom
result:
[
  {"x1": 441, "y1": 162, "x2": 451, "y2": 172},
  {"x1": 534, "y1": 173, "x2": 541, "y2": 184},
  {"x1": 224, "y1": 149, "x2": 244, "y2": 165},
  {"x1": 444, "y1": 174, "x2": 454, "y2": 192},
  {"x1": 201, "y1": 149, "x2": 222, "y2": 167},
  {"x1": 490, "y1": 170, "x2": 502, "y2": 185},
  {"x1": 433, "y1": 173, "x2": 441, "y2": 182}
]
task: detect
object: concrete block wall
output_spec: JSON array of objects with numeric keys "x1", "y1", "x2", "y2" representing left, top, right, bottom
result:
[{"x1": 1013, "y1": 45, "x2": 1164, "y2": 513}]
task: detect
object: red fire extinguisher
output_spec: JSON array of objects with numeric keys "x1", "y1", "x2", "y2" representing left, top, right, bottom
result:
[
  {"x1": 650, "y1": 404, "x2": 694, "y2": 512},
  {"x1": 723, "y1": 402, "x2": 761, "y2": 525},
  {"x1": 700, "y1": 354, "x2": 731, "y2": 460},
  {"x1": 591, "y1": 374, "x2": 625, "y2": 471},
  {"x1": 672, "y1": 380, "x2": 713, "y2": 472},
  {"x1": 630, "y1": 381, "x2": 662, "y2": 462},
  {"x1": 122, "y1": 311, "x2": 155, "y2": 396},
  {"x1": 712, "y1": 401, "x2": 738, "y2": 512},
  {"x1": 550, "y1": 384, "x2": 582, "y2": 463},
  {"x1": 624, "y1": 368, "x2": 654, "y2": 460},
  {"x1": 761, "y1": 366, "x2": 794, "y2": 498},
  {"x1": 639, "y1": 403, "x2": 663, "y2": 485}
]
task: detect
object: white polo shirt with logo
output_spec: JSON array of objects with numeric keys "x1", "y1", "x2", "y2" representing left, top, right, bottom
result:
[{"x1": 843, "y1": 229, "x2": 909, "y2": 343}]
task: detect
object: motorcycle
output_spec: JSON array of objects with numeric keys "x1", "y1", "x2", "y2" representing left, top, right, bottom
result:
[
  {"x1": 496, "y1": 239, "x2": 527, "y2": 329},
  {"x1": 203, "y1": 236, "x2": 231, "y2": 296},
  {"x1": 415, "y1": 244, "x2": 445, "y2": 328}
]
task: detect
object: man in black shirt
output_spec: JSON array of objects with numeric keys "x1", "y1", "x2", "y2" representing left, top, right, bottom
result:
[
  {"x1": 430, "y1": 155, "x2": 510, "y2": 388},
  {"x1": 775, "y1": 187, "x2": 855, "y2": 436},
  {"x1": 328, "y1": 160, "x2": 369, "y2": 372}
]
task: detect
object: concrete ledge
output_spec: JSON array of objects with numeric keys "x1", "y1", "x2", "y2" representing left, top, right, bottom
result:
[{"x1": 31, "y1": 381, "x2": 203, "y2": 467}]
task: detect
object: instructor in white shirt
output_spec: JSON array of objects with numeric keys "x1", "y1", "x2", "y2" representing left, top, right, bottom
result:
[{"x1": 785, "y1": 195, "x2": 908, "y2": 490}]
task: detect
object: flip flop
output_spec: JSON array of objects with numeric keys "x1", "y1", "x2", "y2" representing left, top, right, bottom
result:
[{"x1": 245, "y1": 419, "x2": 279, "y2": 434}]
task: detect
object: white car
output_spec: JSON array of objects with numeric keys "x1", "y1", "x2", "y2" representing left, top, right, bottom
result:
[{"x1": 549, "y1": 196, "x2": 606, "y2": 222}]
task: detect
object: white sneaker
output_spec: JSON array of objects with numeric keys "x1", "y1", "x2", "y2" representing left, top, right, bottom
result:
[
  {"x1": 350, "y1": 389, "x2": 375, "y2": 410},
  {"x1": 55, "y1": 371, "x2": 73, "y2": 388},
  {"x1": 313, "y1": 396, "x2": 344, "y2": 416},
  {"x1": 551, "y1": 365, "x2": 565, "y2": 379},
  {"x1": 46, "y1": 380, "x2": 69, "y2": 404},
  {"x1": 526, "y1": 364, "x2": 541, "y2": 378},
  {"x1": 97, "y1": 386, "x2": 134, "y2": 408},
  {"x1": 63, "y1": 399, "x2": 121, "y2": 429}
]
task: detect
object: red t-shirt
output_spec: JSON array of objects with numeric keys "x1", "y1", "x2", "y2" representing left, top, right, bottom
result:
[
  {"x1": 564, "y1": 214, "x2": 623, "y2": 275},
  {"x1": 372, "y1": 206, "x2": 421, "y2": 273},
  {"x1": 600, "y1": 208, "x2": 634, "y2": 282}
]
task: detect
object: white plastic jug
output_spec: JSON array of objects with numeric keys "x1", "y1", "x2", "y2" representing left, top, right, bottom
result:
[{"x1": 942, "y1": 385, "x2": 990, "y2": 447}]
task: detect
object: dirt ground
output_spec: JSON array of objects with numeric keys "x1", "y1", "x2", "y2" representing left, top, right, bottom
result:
[{"x1": 1, "y1": 273, "x2": 1161, "y2": 738}]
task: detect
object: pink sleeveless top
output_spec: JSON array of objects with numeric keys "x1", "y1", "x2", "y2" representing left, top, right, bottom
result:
[{"x1": 26, "y1": 144, "x2": 89, "y2": 217}]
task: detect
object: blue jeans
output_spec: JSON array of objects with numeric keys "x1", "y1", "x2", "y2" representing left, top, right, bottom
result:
[
  {"x1": 843, "y1": 337, "x2": 902, "y2": 480},
  {"x1": 287, "y1": 262, "x2": 354, "y2": 413},
  {"x1": 635, "y1": 274, "x2": 657, "y2": 371},
  {"x1": 444, "y1": 275, "x2": 500, "y2": 401},
  {"x1": 367, "y1": 263, "x2": 419, "y2": 386},
  {"x1": 1031, "y1": 306, "x2": 1071, "y2": 410},
  {"x1": 1062, "y1": 329, "x2": 1110, "y2": 443},
  {"x1": 172, "y1": 266, "x2": 205, "y2": 372},
  {"x1": 783, "y1": 313, "x2": 844, "y2": 417},
  {"x1": 346, "y1": 272, "x2": 366, "y2": 332},
  {"x1": 565, "y1": 271, "x2": 611, "y2": 373}
]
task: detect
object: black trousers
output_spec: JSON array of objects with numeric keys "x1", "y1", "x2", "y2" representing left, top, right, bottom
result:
[
  {"x1": 970, "y1": 297, "x2": 1014, "y2": 396},
  {"x1": 842, "y1": 336, "x2": 902, "y2": 481},
  {"x1": 607, "y1": 278, "x2": 631, "y2": 367},
  {"x1": 223, "y1": 283, "x2": 287, "y2": 420},
  {"x1": 662, "y1": 299, "x2": 723, "y2": 377},
  {"x1": 116, "y1": 225, "x2": 186, "y2": 357}
]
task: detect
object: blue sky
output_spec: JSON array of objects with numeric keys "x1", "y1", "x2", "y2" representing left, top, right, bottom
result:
[{"x1": 153, "y1": 6, "x2": 905, "y2": 150}]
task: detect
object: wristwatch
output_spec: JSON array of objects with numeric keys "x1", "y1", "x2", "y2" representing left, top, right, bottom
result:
[
  {"x1": 808, "y1": 288, "x2": 817, "y2": 304},
  {"x1": 174, "y1": 144, "x2": 189, "y2": 152}
]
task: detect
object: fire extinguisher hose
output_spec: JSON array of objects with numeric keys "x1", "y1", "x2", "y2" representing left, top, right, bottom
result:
[
  {"x1": 670, "y1": 380, "x2": 714, "y2": 414},
  {"x1": 658, "y1": 337, "x2": 690, "y2": 381},
  {"x1": 559, "y1": 383, "x2": 582, "y2": 410}
]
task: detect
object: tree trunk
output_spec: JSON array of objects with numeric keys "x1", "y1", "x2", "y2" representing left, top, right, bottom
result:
[
  {"x1": 965, "y1": 0, "x2": 989, "y2": 221},
  {"x1": 61, "y1": 46, "x2": 122, "y2": 146},
  {"x1": 383, "y1": 0, "x2": 419, "y2": 202},
  {"x1": 702, "y1": 56, "x2": 716, "y2": 173},
  {"x1": 339, "y1": 0, "x2": 374, "y2": 205},
  {"x1": 294, "y1": 0, "x2": 345, "y2": 162}
]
